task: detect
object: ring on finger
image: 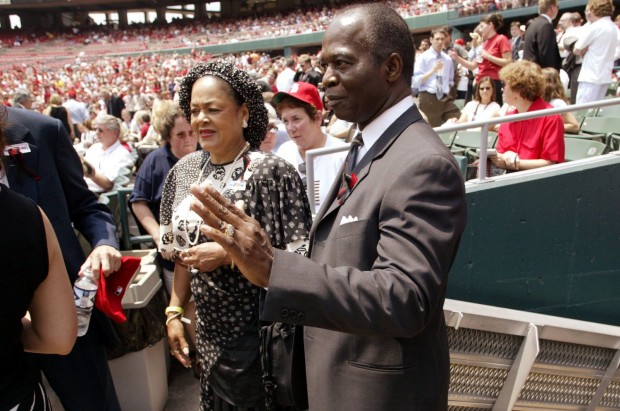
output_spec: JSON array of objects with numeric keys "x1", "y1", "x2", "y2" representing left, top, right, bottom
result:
[
  {"x1": 218, "y1": 220, "x2": 226, "y2": 231},
  {"x1": 190, "y1": 265, "x2": 199, "y2": 275},
  {"x1": 225, "y1": 223, "x2": 235, "y2": 237}
]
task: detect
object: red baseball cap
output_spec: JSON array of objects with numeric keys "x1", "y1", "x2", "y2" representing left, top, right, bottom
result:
[{"x1": 272, "y1": 82, "x2": 323, "y2": 111}]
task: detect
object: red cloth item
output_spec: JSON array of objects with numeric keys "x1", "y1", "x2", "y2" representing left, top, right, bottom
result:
[
  {"x1": 272, "y1": 81, "x2": 323, "y2": 111},
  {"x1": 95, "y1": 256, "x2": 141, "y2": 323}
]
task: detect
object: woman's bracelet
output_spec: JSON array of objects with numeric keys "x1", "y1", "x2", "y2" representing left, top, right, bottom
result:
[
  {"x1": 165, "y1": 311, "x2": 192, "y2": 325},
  {"x1": 165, "y1": 306, "x2": 184, "y2": 316}
]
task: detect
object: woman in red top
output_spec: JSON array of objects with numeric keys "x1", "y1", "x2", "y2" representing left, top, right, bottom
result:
[
  {"x1": 492, "y1": 61, "x2": 565, "y2": 172},
  {"x1": 450, "y1": 13, "x2": 512, "y2": 105}
]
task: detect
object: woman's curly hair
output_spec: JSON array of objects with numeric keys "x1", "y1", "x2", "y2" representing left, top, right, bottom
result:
[
  {"x1": 178, "y1": 59, "x2": 268, "y2": 149},
  {"x1": 500, "y1": 60, "x2": 545, "y2": 102}
]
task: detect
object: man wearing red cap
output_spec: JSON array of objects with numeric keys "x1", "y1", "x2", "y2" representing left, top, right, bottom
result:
[{"x1": 273, "y1": 82, "x2": 347, "y2": 212}]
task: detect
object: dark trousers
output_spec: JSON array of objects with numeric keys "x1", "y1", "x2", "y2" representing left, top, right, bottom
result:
[
  {"x1": 28, "y1": 327, "x2": 121, "y2": 411},
  {"x1": 418, "y1": 91, "x2": 462, "y2": 127}
]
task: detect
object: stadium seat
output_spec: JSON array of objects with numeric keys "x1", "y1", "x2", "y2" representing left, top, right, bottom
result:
[
  {"x1": 595, "y1": 104, "x2": 620, "y2": 118},
  {"x1": 117, "y1": 187, "x2": 153, "y2": 250},
  {"x1": 452, "y1": 130, "x2": 498, "y2": 160},
  {"x1": 579, "y1": 116, "x2": 620, "y2": 143},
  {"x1": 437, "y1": 131, "x2": 456, "y2": 148},
  {"x1": 564, "y1": 138, "x2": 608, "y2": 162}
]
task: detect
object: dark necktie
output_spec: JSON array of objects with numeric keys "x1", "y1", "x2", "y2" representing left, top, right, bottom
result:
[{"x1": 336, "y1": 133, "x2": 364, "y2": 203}]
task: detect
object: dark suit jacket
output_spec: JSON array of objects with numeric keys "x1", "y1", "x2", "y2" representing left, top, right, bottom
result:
[
  {"x1": 511, "y1": 35, "x2": 523, "y2": 62},
  {"x1": 263, "y1": 105, "x2": 467, "y2": 410},
  {"x1": 5, "y1": 108, "x2": 118, "y2": 281},
  {"x1": 523, "y1": 15, "x2": 562, "y2": 70},
  {"x1": 106, "y1": 95, "x2": 125, "y2": 119}
]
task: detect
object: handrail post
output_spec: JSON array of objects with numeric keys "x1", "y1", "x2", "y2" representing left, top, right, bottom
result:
[{"x1": 477, "y1": 124, "x2": 489, "y2": 182}]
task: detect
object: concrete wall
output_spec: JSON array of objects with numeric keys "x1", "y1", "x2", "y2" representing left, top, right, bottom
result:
[{"x1": 447, "y1": 153, "x2": 620, "y2": 326}]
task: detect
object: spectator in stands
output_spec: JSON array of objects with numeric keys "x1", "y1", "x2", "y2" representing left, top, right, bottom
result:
[
  {"x1": 63, "y1": 89, "x2": 89, "y2": 140},
  {"x1": 43, "y1": 94, "x2": 75, "y2": 142},
  {"x1": 573, "y1": 0, "x2": 617, "y2": 104},
  {"x1": 442, "y1": 25, "x2": 469, "y2": 98},
  {"x1": 542, "y1": 67, "x2": 580, "y2": 134},
  {"x1": 562, "y1": 13, "x2": 585, "y2": 104},
  {"x1": 129, "y1": 99, "x2": 197, "y2": 345},
  {"x1": 322, "y1": 94, "x2": 353, "y2": 140},
  {"x1": 274, "y1": 81, "x2": 347, "y2": 211},
  {"x1": 449, "y1": 13, "x2": 512, "y2": 105},
  {"x1": 12, "y1": 89, "x2": 33, "y2": 110},
  {"x1": 259, "y1": 105, "x2": 279, "y2": 153},
  {"x1": 0, "y1": 109, "x2": 78, "y2": 411},
  {"x1": 140, "y1": 112, "x2": 151, "y2": 139},
  {"x1": 418, "y1": 38, "x2": 430, "y2": 54},
  {"x1": 83, "y1": 114, "x2": 134, "y2": 193},
  {"x1": 556, "y1": 12, "x2": 574, "y2": 60},
  {"x1": 493, "y1": 61, "x2": 565, "y2": 172},
  {"x1": 510, "y1": 21, "x2": 524, "y2": 61},
  {"x1": 275, "y1": 56, "x2": 296, "y2": 92},
  {"x1": 445, "y1": 76, "x2": 500, "y2": 126},
  {"x1": 159, "y1": 59, "x2": 312, "y2": 410},
  {"x1": 522, "y1": 0, "x2": 562, "y2": 70},
  {"x1": 101, "y1": 88, "x2": 125, "y2": 119},
  {"x1": 294, "y1": 53, "x2": 322, "y2": 87},
  {"x1": 415, "y1": 28, "x2": 462, "y2": 127}
]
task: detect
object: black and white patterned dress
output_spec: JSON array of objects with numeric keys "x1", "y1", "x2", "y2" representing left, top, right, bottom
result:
[{"x1": 160, "y1": 149, "x2": 312, "y2": 411}]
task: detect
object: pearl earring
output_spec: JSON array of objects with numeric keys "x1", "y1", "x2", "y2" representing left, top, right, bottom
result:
[{"x1": 242, "y1": 119, "x2": 248, "y2": 128}]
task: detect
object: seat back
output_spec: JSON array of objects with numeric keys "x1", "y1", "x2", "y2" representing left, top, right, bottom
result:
[
  {"x1": 437, "y1": 131, "x2": 456, "y2": 147},
  {"x1": 596, "y1": 104, "x2": 620, "y2": 118},
  {"x1": 564, "y1": 138, "x2": 608, "y2": 161},
  {"x1": 117, "y1": 187, "x2": 154, "y2": 250},
  {"x1": 453, "y1": 130, "x2": 498, "y2": 151},
  {"x1": 580, "y1": 117, "x2": 620, "y2": 139}
]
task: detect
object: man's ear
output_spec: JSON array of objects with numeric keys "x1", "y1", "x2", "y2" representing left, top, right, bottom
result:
[{"x1": 385, "y1": 53, "x2": 404, "y2": 83}]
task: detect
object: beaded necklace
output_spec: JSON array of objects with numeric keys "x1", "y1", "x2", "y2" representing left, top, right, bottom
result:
[{"x1": 185, "y1": 141, "x2": 250, "y2": 247}]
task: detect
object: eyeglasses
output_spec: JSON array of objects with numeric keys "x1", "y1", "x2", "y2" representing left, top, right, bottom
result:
[{"x1": 479, "y1": 87, "x2": 492, "y2": 91}]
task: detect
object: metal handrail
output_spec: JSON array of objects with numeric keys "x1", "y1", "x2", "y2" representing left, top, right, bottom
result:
[{"x1": 305, "y1": 97, "x2": 620, "y2": 214}]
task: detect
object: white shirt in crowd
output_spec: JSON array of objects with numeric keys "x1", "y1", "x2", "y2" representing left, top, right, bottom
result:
[{"x1": 83, "y1": 140, "x2": 134, "y2": 193}]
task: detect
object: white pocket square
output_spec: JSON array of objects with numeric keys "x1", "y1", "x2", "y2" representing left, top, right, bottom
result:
[{"x1": 340, "y1": 215, "x2": 358, "y2": 225}]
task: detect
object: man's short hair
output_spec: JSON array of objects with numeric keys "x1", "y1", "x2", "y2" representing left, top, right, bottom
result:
[
  {"x1": 587, "y1": 0, "x2": 614, "y2": 18},
  {"x1": 539, "y1": 0, "x2": 558, "y2": 14},
  {"x1": 13, "y1": 89, "x2": 32, "y2": 106},
  {"x1": 431, "y1": 28, "x2": 448, "y2": 39},
  {"x1": 340, "y1": 4, "x2": 414, "y2": 85}
]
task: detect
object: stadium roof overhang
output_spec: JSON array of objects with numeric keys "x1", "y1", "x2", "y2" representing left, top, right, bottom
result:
[{"x1": 0, "y1": 0, "x2": 203, "y2": 14}]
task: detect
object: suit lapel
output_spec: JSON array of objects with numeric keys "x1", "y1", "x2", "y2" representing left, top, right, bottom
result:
[
  {"x1": 309, "y1": 105, "x2": 423, "y2": 244},
  {"x1": 5, "y1": 116, "x2": 40, "y2": 201}
]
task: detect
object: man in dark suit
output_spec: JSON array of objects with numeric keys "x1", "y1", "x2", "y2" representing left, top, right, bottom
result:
[
  {"x1": 190, "y1": 5, "x2": 466, "y2": 410},
  {"x1": 510, "y1": 21, "x2": 524, "y2": 62},
  {"x1": 523, "y1": 0, "x2": 562, "y2": 70},
  {"x1": 5, "y1": 107, "x2": 123, "y2": 411},
  {"x1": 101, "y1": 88, "x2": 125, "y2": 119}
]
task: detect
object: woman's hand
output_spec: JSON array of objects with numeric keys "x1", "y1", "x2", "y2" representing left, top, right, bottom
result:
[
  {"x1": 167, "y1": 316, "x2": 192, "y2": 368},
  {"x1": 175, "y1": 242, "x2": 228, "y2": 273},
  {"x1": 189, "y1": 183, "x2": 274, "y2": 288},
  {"x1": 491, "y1": 150, "x2": 518, "y2": 170}
]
